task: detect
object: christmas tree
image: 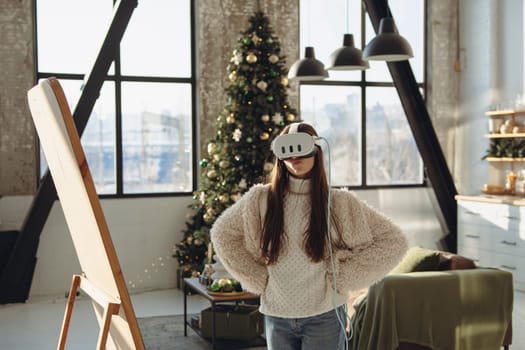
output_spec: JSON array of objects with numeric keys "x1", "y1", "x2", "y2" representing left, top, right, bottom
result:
[{"x1": 173, "y1": 10, "x2": 297, "y2": 278}]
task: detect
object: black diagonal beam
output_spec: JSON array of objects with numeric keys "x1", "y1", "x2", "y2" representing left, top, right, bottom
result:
[
  {"x1": 363, "y1": 0, "x2": 457, "y2": 252},
  {"x1": 0, "y1": 0, "x2": 138, "y2": 303}
]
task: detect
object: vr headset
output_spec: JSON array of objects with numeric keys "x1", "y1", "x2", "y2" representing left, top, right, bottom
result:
[{"x1": 271, "y1": 122, "x2": 321, "y2": 160}]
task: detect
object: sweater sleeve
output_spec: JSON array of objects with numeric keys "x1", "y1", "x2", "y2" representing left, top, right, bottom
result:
[
  {"x1": 210, "y1": 185, "x2": 268, "y2": 295},
  {"x1": 330, "y1": 191, "x2": 408, "y2": 293}
]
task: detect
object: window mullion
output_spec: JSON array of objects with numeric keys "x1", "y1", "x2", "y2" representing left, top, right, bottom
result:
[{"x1": 361, "y1": 84, "x2": 367, "y2": 187}]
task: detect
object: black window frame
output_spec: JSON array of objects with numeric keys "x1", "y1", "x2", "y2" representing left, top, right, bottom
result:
[
  {"x1": 298, "y1": 0, "x2": 428, "y2": 190},
  {"x1": 34, "y1": 0, "x2": 198, "y2": 198}
]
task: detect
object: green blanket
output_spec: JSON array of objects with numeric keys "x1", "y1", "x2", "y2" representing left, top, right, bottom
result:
[{"x1": 348, "y1": 268, "x2": 513, "y2": 350}]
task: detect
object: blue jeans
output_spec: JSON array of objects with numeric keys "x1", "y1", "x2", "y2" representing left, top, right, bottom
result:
[{"x1": 264, "y1": 306, "x2": 347, "y2": 350}]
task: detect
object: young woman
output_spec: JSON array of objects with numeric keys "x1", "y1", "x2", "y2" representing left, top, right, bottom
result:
[{"x1": 210, "y1": 122, "x2": 408, "y2": 350}]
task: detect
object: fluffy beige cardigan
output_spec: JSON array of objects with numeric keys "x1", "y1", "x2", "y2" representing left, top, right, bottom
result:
[{"x1": 210, "y1": 183, "x2": 408, "y2": 300}]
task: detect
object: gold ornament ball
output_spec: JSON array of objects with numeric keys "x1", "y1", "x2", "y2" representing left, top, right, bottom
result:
[
  {"x1": 219, "y1": 160, "x2": 229, "y2": 168},
  {"x1": 261, "y1": 114, "x2": 270, "y2": 122},
  {"x1": 226, "y1": 115, "x2": 235, "y2": 124},
  {"x1": 246, "y1": 52, "x2": 258, "y2": 63},
  {"x1": 207, "y1": 170, "x2": 217, "y2": 178},
  {"x1": 287, "y1": 113, "x2": 296, "y2": 121},
  {"x1": 207, "y1": 142, "x2": 217, "y2": 155},
  {"x1": 229, "y1": 71, "x2": 236, "y2": 81},
  {"x1": 281, "y1": 76, "x2": 289, "y2": 86},
  {"x1": 260, "y1": 132, "x2": 270, "y2": 141},
  {"x1": 269, "y1": 54, "x2": 279, "y2": 64},
  {"x1": 219, "y1": 194, "x2": 229, "y2": 204},
  {"x1": 256, "y1": 80, "x2": 268, "y2": 91}
]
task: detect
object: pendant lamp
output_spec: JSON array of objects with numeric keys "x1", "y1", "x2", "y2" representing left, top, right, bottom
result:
[
  {"x1": 326, "y1": 34, "x2": 369, "y2": 71},
  {"x1": 288, "y1": 46, "x2": 328, "y2": 81},
  {"x1": 362, "y1": 16, "x2": 413, "y2": 62}
]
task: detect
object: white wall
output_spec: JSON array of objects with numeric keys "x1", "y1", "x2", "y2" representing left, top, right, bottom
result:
[
  {"x1": 1, "y1": 186, "x2": 444, "y2": 300},
  {"x1": 0, "y1": 195, "x2": 194, "y2": 299},
  {"x1": 354, "y1": 187, "x2": 445, "y2": 250}
]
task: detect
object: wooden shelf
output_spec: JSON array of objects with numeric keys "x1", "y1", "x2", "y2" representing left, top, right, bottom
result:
[
  {"x1": 485, "y1": 133, "x2": 525, "y2": 138},
  {"x1": 484, "y1": 157, "x2": 525, "y2": 162},
  {"x1": 486, "y1": 109, "x2": 525, "y2": 117},
  {"x1": 456, "y1": 194, "x2": 525, "y2": 206}
]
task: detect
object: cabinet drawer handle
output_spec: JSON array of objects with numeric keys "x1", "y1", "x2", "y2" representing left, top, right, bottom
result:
[
  {"x1": 465, "y1": 234, "x2": 480, "y2": 239},
  {"x1": 500, "y1": 240, "x2": 517, "y2": 246},
  {"x1": 500, "y1": 265, "x2": 517, "y2": 270}
]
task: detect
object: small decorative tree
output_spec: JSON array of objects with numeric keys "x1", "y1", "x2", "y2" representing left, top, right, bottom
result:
[{"x1": 174, "y1": 10, "x2": 297, "y2": 278}]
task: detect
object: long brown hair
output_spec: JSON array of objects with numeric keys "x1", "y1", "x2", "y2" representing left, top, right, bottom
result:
[{"x1": 261, "y1": 123, "x2": 333, "y2": 264}]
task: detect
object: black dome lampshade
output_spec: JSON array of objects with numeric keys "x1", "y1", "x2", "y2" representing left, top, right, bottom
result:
[
  {"x1": 288, "y1": 46, "x2": 328, "y2": 81},
  {"x1": 326, "y1": 34, "x2": 370, "y2": 71},
  {"x1": 362, "y1": 17, "x2": 413, "y2": 62}
]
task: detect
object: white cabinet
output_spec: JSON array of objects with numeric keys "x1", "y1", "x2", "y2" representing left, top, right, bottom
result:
[{"x1": 457, "y1": 196, "x2": 525, "y2": 291}]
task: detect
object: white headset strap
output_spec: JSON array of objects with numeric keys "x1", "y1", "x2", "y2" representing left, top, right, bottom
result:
[
  {"x1": 289, "y1": 122, "x2": 301, "y2": 134},
  {"x1": 289, "y1": 122, "x2": 322, "y2": 146}
]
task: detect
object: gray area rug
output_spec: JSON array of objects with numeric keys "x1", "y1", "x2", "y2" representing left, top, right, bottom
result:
[{"x1": 137, "y1": 315, "x2": 266, "y2": 350}]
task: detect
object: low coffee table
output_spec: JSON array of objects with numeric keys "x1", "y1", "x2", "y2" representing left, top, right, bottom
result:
[{"x1": 183, "y1": 277, "x2": 266, "y2": 349}]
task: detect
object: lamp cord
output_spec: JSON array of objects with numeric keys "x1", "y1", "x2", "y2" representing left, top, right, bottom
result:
[
  {"x1": 345, "y1": 0, "x2": 349, "y2": 33},
  {"x1": 307, "y1": 0, "x2": 312, "y2": 46}
]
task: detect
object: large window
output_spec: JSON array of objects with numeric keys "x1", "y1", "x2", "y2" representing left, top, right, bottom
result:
[
  {"x1": 299, "y1": 0, "x2": 425, "y2": 187},
  {"x1": 35, "y1": 0, "x2": 195, "y2": 196}
]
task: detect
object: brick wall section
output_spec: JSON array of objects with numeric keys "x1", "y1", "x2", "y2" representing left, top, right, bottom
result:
[
  {"x1": 0, "y1": 0, "x2": 36, "y2": 195},
  {"x1": 427, "y1": 0, "x2": 460, "y2": 177}
]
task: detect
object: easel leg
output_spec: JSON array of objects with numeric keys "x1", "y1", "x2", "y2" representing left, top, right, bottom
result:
[
  {"x1": 56, "y1": 275, "x2": 122, "y2": 350},
  {"x1": 96, "y1": 302, "x2": 120, "y2": 350},
  {"x1": 57, "y1": 275, "x2": 81, "y2": 350}
]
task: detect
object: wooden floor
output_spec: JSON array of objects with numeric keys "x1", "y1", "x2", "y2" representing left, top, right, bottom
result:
[{"x1": 0, "y1": 288, "x2": 524, "y2": 349}]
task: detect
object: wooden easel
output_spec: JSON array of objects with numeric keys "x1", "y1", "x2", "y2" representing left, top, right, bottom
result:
[
  {"x1": 58, "y1": 275, "x2": 121, "y2": 350},
  {"x1": 27, "y1": 78, "x2": 145, "y2": 349}
]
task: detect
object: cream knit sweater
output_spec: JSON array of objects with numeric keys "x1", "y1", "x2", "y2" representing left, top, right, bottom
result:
[{"x1": 210, "y1": 177, "x2": 408, "y2": 318}]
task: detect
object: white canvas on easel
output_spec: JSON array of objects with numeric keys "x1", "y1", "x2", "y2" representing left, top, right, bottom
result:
[{"x1": 27, "y1": 78, "x2": 145, "y2": 350}]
